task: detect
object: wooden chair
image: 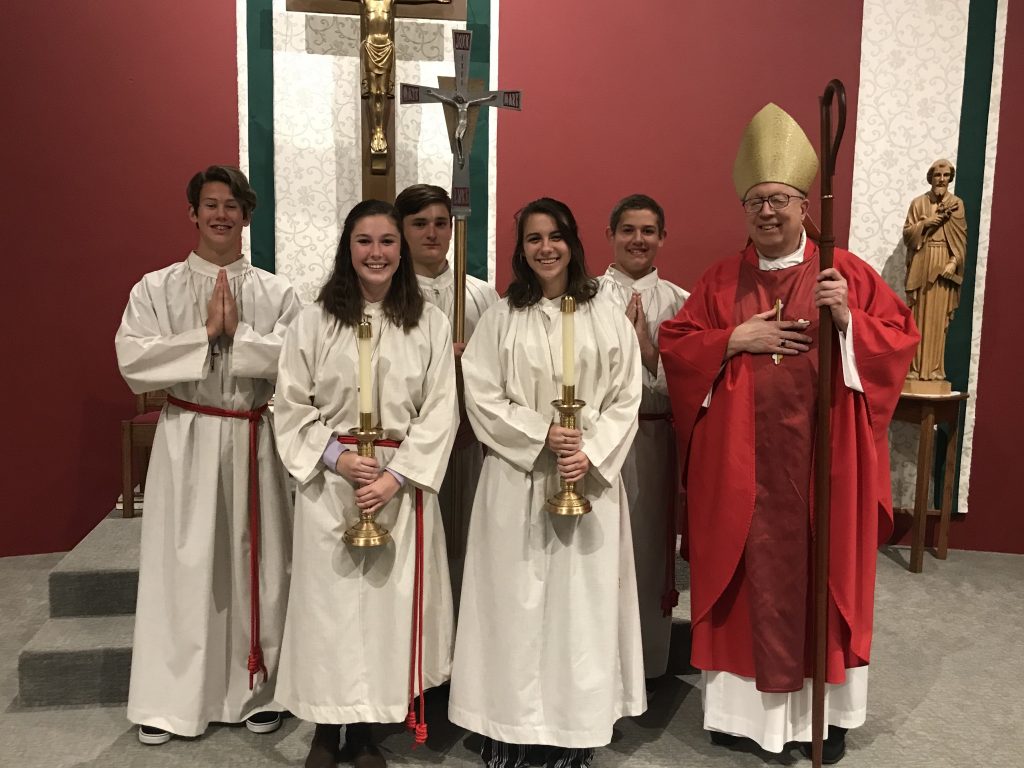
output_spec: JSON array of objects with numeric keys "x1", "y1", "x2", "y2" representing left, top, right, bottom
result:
[{"x1": 120, "y1": 390, "x2": 167, "y2": 518}]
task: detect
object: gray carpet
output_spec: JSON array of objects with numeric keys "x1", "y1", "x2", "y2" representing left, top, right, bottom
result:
[{"x1": 1, "y1": 547, "x2": 1021, "y2": 767}]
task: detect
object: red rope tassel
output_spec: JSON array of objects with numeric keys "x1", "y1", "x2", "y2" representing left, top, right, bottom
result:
[
  {"x1": 337, "y1": 436, "x2": 426, "y2": 743},
  {"x1": 416, "y1": 487, "x2": 426, "y2": 743},
  {"x1": 166, "y1": 395, "x2": 269, "y2": 689},
  {"x1": 408, "y1": 490, "x2": 427, "y2": 745}
]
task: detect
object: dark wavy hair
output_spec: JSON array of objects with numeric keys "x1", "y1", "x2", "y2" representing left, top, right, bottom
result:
[
  {"x1": 506, "y1": 198, "x2": 598, "y2": 309},
  {"x1": 186, "y1": 165, "x2": 257, "y2": 219},
  {"x1": 317, "y1": 200, "x2": 424, "y2": 330}
]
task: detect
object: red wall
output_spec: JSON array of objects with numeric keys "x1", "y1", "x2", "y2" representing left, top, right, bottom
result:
[
  {"x1": 952, "y1": 3, "x2": 1024, "y2": 553},
  {"x1": 495, "y1": 2, "x2": 864, "y2": 292},
  {"x1": 1, "y1": 2, "x2": 1019, "y2": 557},
  {"x1": 0, "y1": 3, "x2": 240, "y2": 555}
]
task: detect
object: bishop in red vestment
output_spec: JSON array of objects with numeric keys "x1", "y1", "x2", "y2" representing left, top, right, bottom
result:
[{"x1": 660, "y1": 104, "x2": 918, "y2": 762}]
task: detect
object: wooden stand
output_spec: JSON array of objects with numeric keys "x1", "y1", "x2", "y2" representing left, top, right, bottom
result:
[{"x1": 891, "y1": 391, "x2": 969, "y2": 573}]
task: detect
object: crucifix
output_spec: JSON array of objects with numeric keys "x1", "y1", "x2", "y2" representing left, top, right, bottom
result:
[
  {"x1": 286, "y1": 0, "x2": 467, "y2": 201},
  {"x1": 400, "y1": 27, "x2": 522, "y2": 556},
  {"x1": 401, "y1": 27, "x2": 521, "y2": 342}
]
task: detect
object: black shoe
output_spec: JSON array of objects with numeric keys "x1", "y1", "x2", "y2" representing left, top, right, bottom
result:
[
  {"x1": 644, "y1": 677, "x2": 660, "y2": 699},
  {"x1": 245, "y1": 710, "x2": 282, "y2": 733},
  {"x1": 708, "y1": 730, "x2": 741, "y2": 747},
  {"x1": 306, "y1": 724, "x2": 341, "y2": 768},
  {"x1": 138, "y1": 725, "x2": 171, "y2": 745},
  {"x1": 798, "y1": 726, "x2": 847, "y2": 764},
  {"x1": 340, "y1": 723, "x2": 387, "y2": 768}
]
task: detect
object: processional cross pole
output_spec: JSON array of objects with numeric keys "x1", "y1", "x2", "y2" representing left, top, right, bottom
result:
[{"x1": 400, "y1": 28, "x2": 522, "y2": 556}]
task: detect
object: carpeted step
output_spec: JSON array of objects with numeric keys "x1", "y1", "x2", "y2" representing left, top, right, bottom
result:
[
  {"x1": 48, "y1": 518, "x2": 141, "y2": 617},
  {"x1": 17, "y1": 615, "x2": 134, "y2": 706}
]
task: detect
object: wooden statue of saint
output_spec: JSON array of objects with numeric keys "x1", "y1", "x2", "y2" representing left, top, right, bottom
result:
[{"x1": 902, "y1": 158, "x2": 966, "y2": 393}]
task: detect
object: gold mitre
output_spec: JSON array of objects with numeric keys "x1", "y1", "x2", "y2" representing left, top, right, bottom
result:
[{"x1": 732, "y1": 103, "x2": 819, "y2": 198}]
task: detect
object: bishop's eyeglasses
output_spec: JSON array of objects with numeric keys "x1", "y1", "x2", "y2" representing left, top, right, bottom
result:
[{"x1": 741, "y1": 193, "x2": 805, "y2": 214}]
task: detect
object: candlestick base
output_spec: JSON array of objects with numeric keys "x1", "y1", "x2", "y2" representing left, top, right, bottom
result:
[
  {"x1": 343, "y1": 515, "x2": 392, "y2": 547},
  {"x1": 544, "y1": 485, "x2": 592, "y2": 516},
  {"x1": 545, "y1": 397, "x2": 592, "y2": 517},
  {"x1": 342, "y1": 423, "x2": 392, "y2": 547}
]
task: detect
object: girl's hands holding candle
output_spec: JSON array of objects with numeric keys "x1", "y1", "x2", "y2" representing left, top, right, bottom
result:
[
  {"x1": 337, "y1": 452, "x2": 380, "y2": 486},
  {"x1": 546, "y1": 424, "x2": 581, "y2": 457},
  {"x1": 556, "y1": 451, "x2": 590, "y2": 483},
  {"x1": 355, "y1": 473, "x2": 400, "y2": 515}
]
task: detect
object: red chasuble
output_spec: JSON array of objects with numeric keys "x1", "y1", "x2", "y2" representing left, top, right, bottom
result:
[{"x1": 660, "y1": 239, "x2": 917, "y2": 692}]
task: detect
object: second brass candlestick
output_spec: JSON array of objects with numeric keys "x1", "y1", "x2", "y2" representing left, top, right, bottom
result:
[
  {"x1": 343, "y1": 411, "x2": 391, "y2": 547},
  {"x1": 545, "y1": 384, "x2": 592, "y2": 517}
]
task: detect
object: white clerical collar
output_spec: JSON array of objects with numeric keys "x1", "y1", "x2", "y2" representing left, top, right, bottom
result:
[
  {"x1": 415, "y1": 264, "x2": 452, "y2": 289},
  {"x1": 757, "y1": 229, "x2": 807, "y2": 271},
  {"x1": 187, "y1": 251, "x2": 249, "y2": 278},
  {"x1": 605, "y1": 264, "x2": 659, "y2": 290}
]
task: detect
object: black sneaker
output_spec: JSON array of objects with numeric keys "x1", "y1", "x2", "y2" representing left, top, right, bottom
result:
[
  {"x1": 138, "y1": 725, "x2": 171, "y2": 745},
  {"x1": 245, "y1": 710, "x2": 282, "y2": 734},
  {"x1": 798, "y1": 726, "x2": 847, "y2": 764}
]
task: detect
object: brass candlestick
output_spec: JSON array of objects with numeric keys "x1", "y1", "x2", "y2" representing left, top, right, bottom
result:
[
  {"x1": 544, "y1": 384, "x2": 592, "y2": 517},
  {"x1": 343, "y1": 411, "x2": 391, "y2": 547}
]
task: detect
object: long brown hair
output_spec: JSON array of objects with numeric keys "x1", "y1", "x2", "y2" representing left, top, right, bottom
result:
[
  {"x1": 506, "y1": 197, "x2": 597, "y2": 309},
  {"x1": 317, "y1": 200, "x2": 424, "y2": 330}
]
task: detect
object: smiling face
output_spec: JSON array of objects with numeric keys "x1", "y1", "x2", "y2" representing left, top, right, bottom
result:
[
  {"x1": 608, "y1": 209, "x2": 665, "y2": 279},
  {"x1": 523, "y1": 213, "x2": 570, "y2": 298},
  {"x1": 350, "y1": 214, "x2": 402, "y2": 302},
  {"x1": 189, "y1": 181, "x2": 250, "y2": 262},
  {"x1": 743, "y1": 181, "x2": 808, "y2": 259},
  {"x1": 402, "y1": 202, "x2": 452, "y2": 277}
]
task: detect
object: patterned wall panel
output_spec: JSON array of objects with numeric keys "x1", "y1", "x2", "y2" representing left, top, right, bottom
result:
[
  {"x1": 849, "y1": 0, "x2": 969, "y2": 511},
  {"x1": 266, "y1": 0, "x2": 459, "y2": 303}
]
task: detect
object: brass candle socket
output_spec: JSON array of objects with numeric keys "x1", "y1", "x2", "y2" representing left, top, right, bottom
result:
[
  {"x1": 342, "y1": 412, "x2": 391, "y2": 547},
  {"x1": 544, "y1": 385, "x2": 592, "y2": 517}
]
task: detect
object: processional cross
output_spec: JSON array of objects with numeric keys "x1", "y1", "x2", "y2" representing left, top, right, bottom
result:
[
  {"x1": 400, "y1": 27, "x2": 522, "y2": 339},
  {"x1": 401, "y1": 28, "x2": 522, "y2": 557},
  {"x1": 286, "y1": 0, "x2": 466, "y2": 200}
]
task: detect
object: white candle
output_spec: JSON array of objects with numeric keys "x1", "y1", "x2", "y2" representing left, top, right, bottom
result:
[
  {"x1": 358, "y1": 317, "x2": 372, "y2": 415},
  {"x1": 561, "y1": 296, "x2": 575, "y2": 388}
]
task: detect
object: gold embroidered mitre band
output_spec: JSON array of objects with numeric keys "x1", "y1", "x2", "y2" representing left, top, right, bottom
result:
[{"x1": 732, "y1": 103, "x2": 819, "y2": 198}]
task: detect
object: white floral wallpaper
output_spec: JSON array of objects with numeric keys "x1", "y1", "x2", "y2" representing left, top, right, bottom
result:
[
  {"x1": 269, "y1": 2, "x2": 459, "y2": 302},
  {"x1": 850, "y1": 0, "x2": 979, "y2": 513}
]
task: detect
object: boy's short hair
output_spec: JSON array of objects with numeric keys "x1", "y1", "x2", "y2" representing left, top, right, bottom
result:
[
  {"x1": 186, "y1": 166, "x2": 258, "y2": 218},
  {"x1": 609, "y1": 193, "x2": 665, "y2": 234},
  {"x1": 394, "y1": 184, "x2": 453, "y2": 222}
]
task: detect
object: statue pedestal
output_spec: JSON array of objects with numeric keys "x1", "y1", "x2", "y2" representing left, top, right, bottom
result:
[
  {"x1": 891, "y1": 391, "x2": 969, "y2": 573},
  {"x1": 902, "y1": 378, "x2": 951, "y2": 395}
]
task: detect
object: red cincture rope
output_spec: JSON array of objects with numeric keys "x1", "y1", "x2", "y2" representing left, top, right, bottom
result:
[
  {"x1": 338, "y1": 435, "x2": 429, "y2": 745},
  {"x1": 167, "y1": 395, "x2": 270, "y2": 689},
  {"x1": 639, "y1": 413, "x2": 679, "y2": 616}
]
